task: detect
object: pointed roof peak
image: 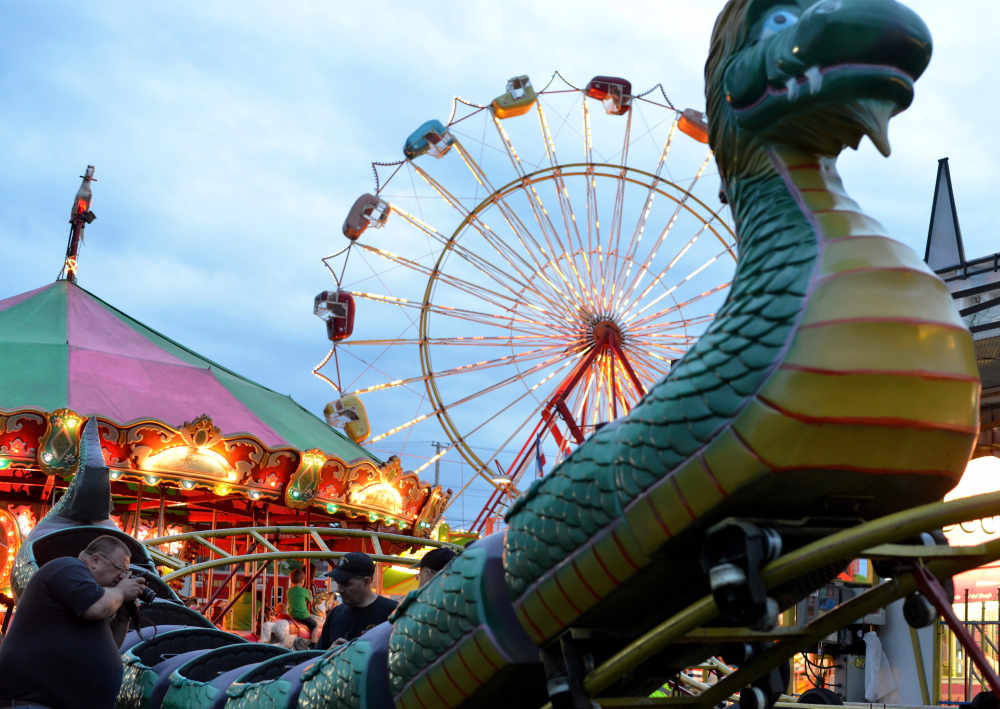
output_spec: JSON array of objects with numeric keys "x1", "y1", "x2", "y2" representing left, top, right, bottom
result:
[{"x1": 924, "y1": 157, "x2": 967, "y2": 273}]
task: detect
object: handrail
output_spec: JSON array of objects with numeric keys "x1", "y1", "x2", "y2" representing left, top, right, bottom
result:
[{"x1": 141, "y1": 524, "x2": 460, "y2": 577}]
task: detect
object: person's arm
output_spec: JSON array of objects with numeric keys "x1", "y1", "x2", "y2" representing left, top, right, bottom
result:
[{"x1": 81, "y1": 576, "x2": 145, "y2": 620}]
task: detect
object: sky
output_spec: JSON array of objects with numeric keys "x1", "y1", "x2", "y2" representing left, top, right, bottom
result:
[{"x1": 2, "y1": 1, "x2": 998, "y2": 529}]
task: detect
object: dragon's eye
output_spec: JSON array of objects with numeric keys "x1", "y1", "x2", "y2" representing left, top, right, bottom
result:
[{"x1": 760, "y1": 8, "x2": 800, "y2": 39}]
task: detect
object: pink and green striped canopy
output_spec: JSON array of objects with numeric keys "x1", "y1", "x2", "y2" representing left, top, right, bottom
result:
[{"x1": 0, "y1": 281, "x2": 374, "y2": 463}]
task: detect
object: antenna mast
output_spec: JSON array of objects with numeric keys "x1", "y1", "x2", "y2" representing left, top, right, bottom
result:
[{"x1": 58, "y1": 165, "x2": 96, "y2": 282}]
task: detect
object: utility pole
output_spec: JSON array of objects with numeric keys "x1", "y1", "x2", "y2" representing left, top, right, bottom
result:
[{"x1": 433, "y1": 442, "x2": 444, "y2": 486}]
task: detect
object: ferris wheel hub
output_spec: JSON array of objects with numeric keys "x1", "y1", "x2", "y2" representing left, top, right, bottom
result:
[{"x1": 590, "y1": 319, "x2": 623, "y2": 347}]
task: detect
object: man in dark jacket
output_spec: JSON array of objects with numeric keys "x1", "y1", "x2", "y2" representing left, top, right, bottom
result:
[{"x1": 316, "y1": 552, "x2": 397, "y2": 649}]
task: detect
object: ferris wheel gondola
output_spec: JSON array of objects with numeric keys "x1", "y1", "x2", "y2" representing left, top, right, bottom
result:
[{"x1": 315, "y1": 72, "x2": 736, "y2": 529}]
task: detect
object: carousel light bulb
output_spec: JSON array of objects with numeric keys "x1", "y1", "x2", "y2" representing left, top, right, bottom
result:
[{"x1": 182, "y1": 480, "x2": 194, "y2": 489}]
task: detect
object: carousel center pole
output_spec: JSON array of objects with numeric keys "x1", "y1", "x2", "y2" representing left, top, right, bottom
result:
[{"x1": 58, "y1": 166, "x2": 96, "y2": 283}]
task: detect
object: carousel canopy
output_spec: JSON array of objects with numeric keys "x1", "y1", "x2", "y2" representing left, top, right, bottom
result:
[{"x1": 0, "y1": 280, "x2": 373, "y2": 463}]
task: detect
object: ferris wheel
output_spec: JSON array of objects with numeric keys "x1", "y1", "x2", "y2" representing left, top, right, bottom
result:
[{"x1": 314, "y1": 73, "x2": 735, "y2": 528}]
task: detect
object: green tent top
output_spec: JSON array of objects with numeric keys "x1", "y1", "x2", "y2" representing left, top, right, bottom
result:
[{"x1": 0, "y1": 280, "x2": 377, "y2": 463}]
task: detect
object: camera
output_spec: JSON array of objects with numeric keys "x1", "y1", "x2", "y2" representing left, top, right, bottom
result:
[{"x1": 128, "y1": 567, "x2": 158, "y2": 605}]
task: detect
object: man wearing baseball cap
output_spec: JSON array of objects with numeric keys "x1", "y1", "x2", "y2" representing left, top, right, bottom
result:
[
  {"x1": 415, "y1": 547, "x2": 457, "y2": 588},
  {"x1": 317, "y1": 552, "x2": 398, "y2": 649}
]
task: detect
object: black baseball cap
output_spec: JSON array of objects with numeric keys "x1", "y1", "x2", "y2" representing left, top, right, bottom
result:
[
  {"x1": 415, "y1": 547, "x2": 457, "y2": 573},
  {"x1": 326, "y1": 552, "x2": 376, "y2": 583}
]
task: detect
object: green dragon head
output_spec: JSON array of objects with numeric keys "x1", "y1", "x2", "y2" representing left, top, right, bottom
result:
[{"x1": 706, "y1": 0, "x2": 932, "y2": 184}]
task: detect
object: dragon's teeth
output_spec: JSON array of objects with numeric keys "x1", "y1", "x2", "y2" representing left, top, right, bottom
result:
[
  {"x1": 805, "y1": 66, "x2": 823, "y2": 95},
  {"x1": 785, "y1": 77, "x2": 799, "y2": 101}
]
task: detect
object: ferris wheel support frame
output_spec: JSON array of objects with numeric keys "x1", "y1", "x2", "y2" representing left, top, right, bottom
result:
[{"x1": 471, "y1": 330, "x2": 650, "y2": 532}]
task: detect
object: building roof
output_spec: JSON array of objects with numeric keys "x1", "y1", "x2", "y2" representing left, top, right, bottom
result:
[{"x1": 0, "y1": 280, "x2": 375, "y2": 464}]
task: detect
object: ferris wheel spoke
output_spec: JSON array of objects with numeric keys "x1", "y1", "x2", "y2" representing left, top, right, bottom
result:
[
  {"x1": 440, "y1": 362, "x2": 582, "y2": 508},
  {"x1": 645, "y1": 111, "x2": 679, "y2": 182},
  {"x1": 388, "y1": 206, "x2": 536, "y2": 297},
  {"x1": 609, "y1": 358, "x2": 642, "y2": 414},
  {"x1": 459, "y1": 135, "x2": 592, "y2": 311},
  {"x1": 619, "y1": 221, "x2": 718, "y2": 317},
  {"x1": 468, "y1": 354, "x2": 590, "y2": 469},
  {"x1": 536, "y1": 104, "x2": 599, "y2": 303},
  {"x1": 567, "y1": 367, "x2": 595, "y2": 428},
  {"x1": 335, "y1": 344, "x2": 429, "y2": 402},
  {"x1": 468, "y1": 211, "x2": 571, "y2": 308},
  {"x1": 428, "y1": 343, "x2": 581, "y2": 382},
  {"x1": 375, "y1": 347, "x2": 587, "y2": 446},
  {"x1": 622, "y1": 279, "x2": 732, "y2": 331},
  {"x1": 535, "y1": 101, "x2": 585, "y2": 251},
  {"x1": 349, "y1": 290, "x2": 572, "y2": 336},
  {"x1": 491, "y1": 115, "x2": 528, "y2": 177},
  {"x1": 527, "y1": 94, "x2": 585, "y2": 171},
  {"x1": 624, "y1": 343, "x2": 677, "y2": 370},
  {"x1": 631, "y1": 311, "x2": 717, "y2": 332},
  {"x1": 358, "y1": 243, "x2": 541, "y2": 315},
  {"x1": 630, "y1": 314, "x2": 718, "y2": 338},
  {"x1": 344, "y1": 335, "x2": 568, "y2": 347},
  {"x1": 613, "y1": 151, "x2": 717, "y2": 311},
  {"x1": 613, "y1": 119, "x2": 680, "y2": 301},
  {"x1": 347, "y1": 343, "x2": 574, "y2": 397},
  {"x1": 606, "y1": 165, "x2": 629, "y2": 303},
  {"x1": 515, "y1": 192, "x2": 596, "y2": 312},
  {"x1": 408, "y1": 162, "x2": 539, "y2": 278},
  {"x1": 446, "y1": 142, "x2": 566, "y2": 286},
  {"x1": 627, "y1": 334, "x2": 696, "y2": 351},
  {"x1": 621, "y1": 249, "x2": 730, "y2": 325},
  {"x1": 608, "y1": 111, "x2": 633, "y2": 284},
  {"x1": 619, "y1": 103, "x2": 634, "y2": 168}
]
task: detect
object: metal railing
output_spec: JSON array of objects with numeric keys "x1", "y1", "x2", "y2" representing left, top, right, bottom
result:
[{"x1": 142, "y1": 525, "x2": 457, "y2": 581}]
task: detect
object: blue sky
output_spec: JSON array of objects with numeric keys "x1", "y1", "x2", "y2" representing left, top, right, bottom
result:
[{"x1": 2, "y1": 1, "x2": 997, "y2": 528}]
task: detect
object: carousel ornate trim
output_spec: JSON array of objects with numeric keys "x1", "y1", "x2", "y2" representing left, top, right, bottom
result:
[{"x1": 0, "y1": 407, "x2": 449, "y2": 536}]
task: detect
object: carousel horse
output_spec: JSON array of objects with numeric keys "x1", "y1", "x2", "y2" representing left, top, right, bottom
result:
[
  {"x1": 12, "y1": 2, "x2": 983, "y2": 707},
  {"x1": 299, "y1": 591, "x2": 335, "y2": 644},
  {"x1": 263, "y1": 593, "x2": 333, "y2": 647}
]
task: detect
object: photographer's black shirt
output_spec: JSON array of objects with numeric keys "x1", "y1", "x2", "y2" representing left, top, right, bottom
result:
[
  {"x1": 317, "y1": 595, "x2": 397, "y2": 649},
  {"x1": 0, "y1": 557, "x2": 120, "y2": 709}
]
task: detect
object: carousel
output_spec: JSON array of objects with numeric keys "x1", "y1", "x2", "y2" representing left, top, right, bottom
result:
[{"x1": 0, "y1": 170, "x2": 454, "y2": 632}]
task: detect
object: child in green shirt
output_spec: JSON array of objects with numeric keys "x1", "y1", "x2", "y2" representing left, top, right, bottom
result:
[{"x1": 287, "y1": 568, "x2": 319, "y2": 642}]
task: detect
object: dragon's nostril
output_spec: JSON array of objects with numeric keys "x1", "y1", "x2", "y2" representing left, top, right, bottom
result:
[{"x1": 816, "y1": 0, "x2": 842, "y2": 13}]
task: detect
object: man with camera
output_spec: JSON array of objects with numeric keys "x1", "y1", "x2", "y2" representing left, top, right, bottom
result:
[{"x1": 0, "y1": 535, "x2": 147, "y2": 709}]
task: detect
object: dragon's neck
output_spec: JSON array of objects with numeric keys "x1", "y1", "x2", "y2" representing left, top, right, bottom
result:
[{"x1": 728, "y1": 146, "x2": 881, "y2": 270}]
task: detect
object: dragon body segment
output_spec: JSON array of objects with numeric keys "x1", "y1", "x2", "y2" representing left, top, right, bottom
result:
[{"x1": 9, "y1": 2, "x2": 978, "y2": 708}]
